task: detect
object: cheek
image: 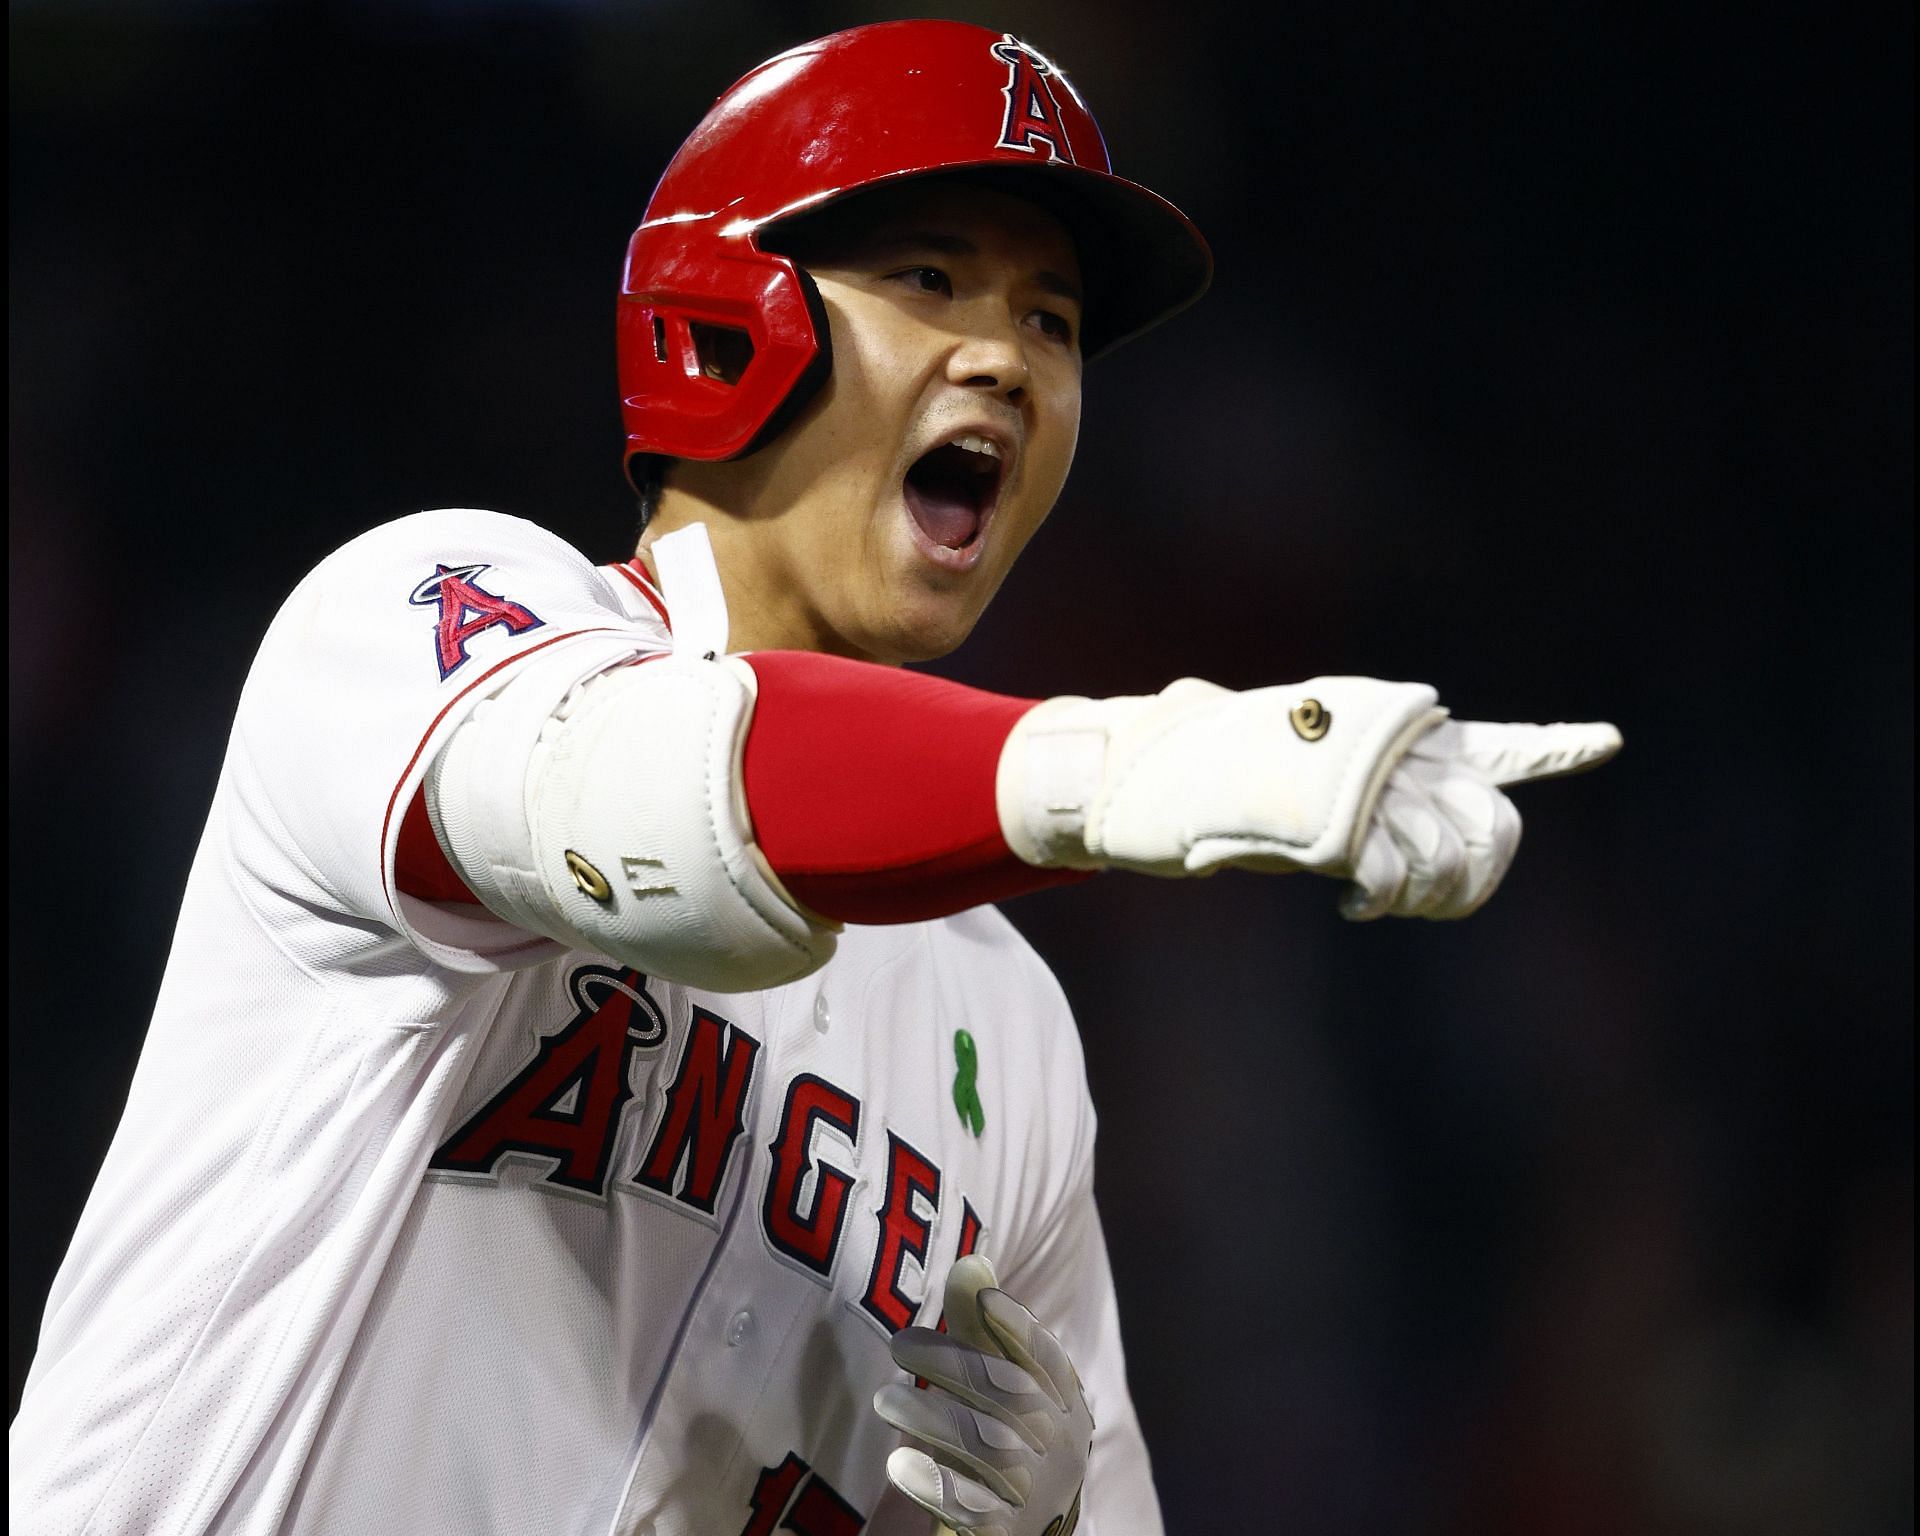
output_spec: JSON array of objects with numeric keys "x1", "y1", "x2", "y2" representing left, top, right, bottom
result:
[
  {"x1": 771, "y1": 350, "x2": 901, "y2": 534},
  {"x1": 1023, "y1": 394, "x2": 1081, "y2": 518},
  {"x1": 819, "y1": 296, "x2": 920, "y2": 439}
]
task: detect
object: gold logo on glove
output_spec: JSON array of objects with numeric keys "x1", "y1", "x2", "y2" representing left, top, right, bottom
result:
[
  {"x1": 564, "y1": 850, "x2": 613, "y2": 902},
  {"x1": 1289, "y1": 698, "x2": 1332, "y2": 741}
]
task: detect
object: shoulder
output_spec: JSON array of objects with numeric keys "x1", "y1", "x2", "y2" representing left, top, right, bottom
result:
[
  {"x1": 290, "y1": 508, "x2": 600, "y2": 592},
  {"x1": 347, "y1": 506, "x2": 581, "y2": 551},
  {"x1": 257, "y1": 508, "x2": 657, "y2": 660}
]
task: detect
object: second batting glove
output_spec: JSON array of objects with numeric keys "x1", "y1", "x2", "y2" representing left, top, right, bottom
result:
[{"x1": 873, "y1": 1256, "x2": 1091, "y2": 1536}]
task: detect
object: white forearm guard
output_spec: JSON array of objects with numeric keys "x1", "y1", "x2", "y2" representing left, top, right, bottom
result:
[
  {"x1": 428, "y1": 650, "x2": 838, "y2": 992},
  {"x1": 996, "y1": 675, "x2": 1446, "y2": 877}
]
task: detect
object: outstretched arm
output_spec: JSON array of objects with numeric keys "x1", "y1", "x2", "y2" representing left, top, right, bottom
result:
[{"x1": 406, "y1": 646, "x2": 1619, "y2": 990}]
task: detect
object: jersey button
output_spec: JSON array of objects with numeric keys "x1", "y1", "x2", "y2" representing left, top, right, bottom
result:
[
  {"x1": 813, "y1": 995, "x2": 831, "y2": 1034},
  {"x1": 726, "y1": 1308, "x2": 754, "y2": 1347}
]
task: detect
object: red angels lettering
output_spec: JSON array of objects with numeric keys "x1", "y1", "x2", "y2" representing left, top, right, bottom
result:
[
  {"x1": 739, "y1": 1453, "x2": 809, "y2": 1536},
  {"x1": 632, "y1": 1006, "x2": 761, "y2": 1216},
  {"x1": 783, "y1": 1476, "x2": 864, "y2": 1536},
  {"x1": 430, "y1": 966, "x2": 662, "y2": 1197},
  {"x1": 991, "y1": 36, "x2": 1073, "y2": 163},
  {"x1": 738, "y1": 1453, "x2": 863, "y2": 1536},
  {"x1": 859, "y1": 1132, "x2": 942, "y2": 1334},
  {"x1": 408, "y1": 561, "x2": 544, "y2": 678},
  {"x1": 761, "y1": 1073, "x2": 861, "y2": 1277}
]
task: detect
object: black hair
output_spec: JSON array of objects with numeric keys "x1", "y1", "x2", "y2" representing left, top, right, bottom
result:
[{"x1": 630, "y1": 454, "x2": 667, "y2": 540}]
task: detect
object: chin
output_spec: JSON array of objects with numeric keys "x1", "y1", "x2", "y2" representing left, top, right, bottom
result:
[{"x1": 865, "y1": 595, "x2": 984, "y2": 665}]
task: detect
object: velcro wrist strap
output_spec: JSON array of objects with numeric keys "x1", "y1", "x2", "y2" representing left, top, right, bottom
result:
[{"x1": 992, "y1": 694, "x2": 1124, "y2": 868}]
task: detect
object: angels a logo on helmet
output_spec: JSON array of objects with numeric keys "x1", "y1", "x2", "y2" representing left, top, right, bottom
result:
[{"x1": 992, "y1": 35, "x2": 1075, "y2": 163}]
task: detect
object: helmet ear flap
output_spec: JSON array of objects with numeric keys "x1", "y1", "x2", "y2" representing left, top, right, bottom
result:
[
  {"x1": 733, "y1": 264, "x2": 832, "y2": 457},
  {"x1": 619, "y1": 240, "x2": 832, "y2": 462}
]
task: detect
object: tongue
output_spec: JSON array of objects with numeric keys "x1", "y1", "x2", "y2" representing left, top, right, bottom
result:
[{"x1": 904, "y1": 479, "x2": 980, "y2": 550}]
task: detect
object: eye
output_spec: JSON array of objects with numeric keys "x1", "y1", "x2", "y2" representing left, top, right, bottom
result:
[
  {"x1": 1030, "y1": 309, "x2": 1076, "y2": 346},
  {"x1": 892, "y1": 266, "x2": 952, "y2": 296}
]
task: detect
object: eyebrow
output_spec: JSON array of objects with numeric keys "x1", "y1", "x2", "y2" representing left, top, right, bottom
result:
[{"x1": 867, "y1": 229, "x2": 1084, "y2": 308}]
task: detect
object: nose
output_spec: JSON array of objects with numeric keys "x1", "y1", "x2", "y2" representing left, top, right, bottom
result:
[{"x1": 944, "y1": 305, "x2": 1031, "y2": 402}]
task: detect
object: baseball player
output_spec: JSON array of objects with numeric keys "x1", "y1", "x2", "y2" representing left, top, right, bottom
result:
[{"x1": 10, "y1": 21, "x2": 1619, "y2": 1536}]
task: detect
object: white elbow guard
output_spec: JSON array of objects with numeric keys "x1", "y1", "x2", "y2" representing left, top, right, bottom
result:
[
  {"x1": 428, "y1": 650, "x2": 838, "y2": 992},
  {"x1": 996, "y1": 675, "x2": 1445, "y2": 878}
]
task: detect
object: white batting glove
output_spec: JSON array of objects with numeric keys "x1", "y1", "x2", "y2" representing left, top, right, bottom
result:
[
  {"x1": 873, "y1": 1256, "x2": 1091, "y2": 1536},
  {"x1": 995, "y1": 676, "x2": 1620, "y2": 919},
  {"x1": 1340, "y1": 716, "x2": 1620, "y2": 921}
]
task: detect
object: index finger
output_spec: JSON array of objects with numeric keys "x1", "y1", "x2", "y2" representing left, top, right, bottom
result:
[
  {"x1": 978, "y1": 1288, "x2": 1078, "y2": 1416},
  {"x1": 940, "y1": 1254, "x2": 1002, "y2": 1356},
  {"x1": 1449, "y1": 719, "x2": 1624, "y2": 786}
]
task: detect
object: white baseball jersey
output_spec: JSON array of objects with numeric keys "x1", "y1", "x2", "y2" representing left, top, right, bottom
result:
[{"x1": 10, "y1": 509, "x2": 1159, "y2": 1536}]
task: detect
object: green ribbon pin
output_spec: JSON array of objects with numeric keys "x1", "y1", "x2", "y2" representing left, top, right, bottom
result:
[{"x1": 952, "y1": 1029, "x2": 985, "y2": 1138}]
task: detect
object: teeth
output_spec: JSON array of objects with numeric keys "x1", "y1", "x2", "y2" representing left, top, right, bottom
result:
[{"x1": 952, "y1": 433, "x2": 1002, "y2": 461}]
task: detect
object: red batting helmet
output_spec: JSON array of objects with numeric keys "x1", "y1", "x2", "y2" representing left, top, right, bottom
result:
[{"x1": 618, "y1": 20, "x2": 1212, "y2": 474}]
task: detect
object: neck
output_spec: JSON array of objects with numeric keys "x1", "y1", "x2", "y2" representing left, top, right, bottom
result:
[{"x1": 636, "y1": 490, "x2": 883, "y2": 662}]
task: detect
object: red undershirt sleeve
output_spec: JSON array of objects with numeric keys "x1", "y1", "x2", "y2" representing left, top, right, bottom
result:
[
  {"x1": 394, "y1": 649, "x2": 1089, "y2": 925},
  {"x1": 739, "y1": 650, "x2": 1089, "y2": 923},
  {"x1": 396, "y1": 788, "x2": 478, "y2": 905}
]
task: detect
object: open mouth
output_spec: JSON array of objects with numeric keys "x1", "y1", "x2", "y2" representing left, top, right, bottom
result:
[{"x1": 902, "y1": 434, "x2": 1005, "y2": 555}]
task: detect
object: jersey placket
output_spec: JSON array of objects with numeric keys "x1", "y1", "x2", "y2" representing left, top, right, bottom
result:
[{"x1": 607, "y1": 978, "x2": 833, "y2": 1536}]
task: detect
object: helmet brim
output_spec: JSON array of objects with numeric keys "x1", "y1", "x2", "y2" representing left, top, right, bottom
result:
[{"x1": 760, "y1": 161, "x2": 1213, "y2": 361}]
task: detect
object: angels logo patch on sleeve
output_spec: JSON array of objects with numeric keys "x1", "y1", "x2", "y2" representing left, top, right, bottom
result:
[{"x1": 409, "y1": 562, "x2": 544, "y2": 678}]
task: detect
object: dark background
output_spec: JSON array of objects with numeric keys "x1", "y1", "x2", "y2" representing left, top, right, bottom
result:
[{"x1": 10, "y1": 2, "x2": 1912, "y2": 1531}]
